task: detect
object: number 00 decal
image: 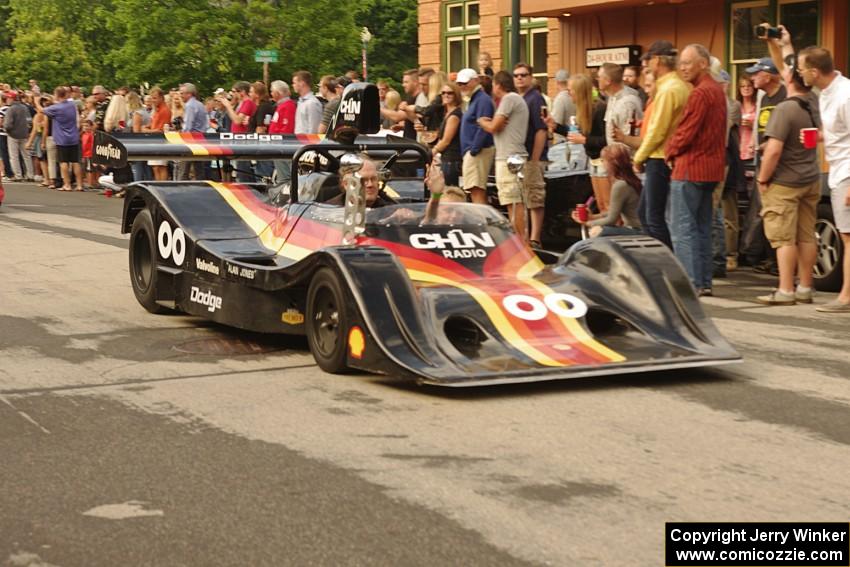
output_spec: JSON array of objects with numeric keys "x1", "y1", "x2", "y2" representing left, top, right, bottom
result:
[
  {"x1": 502, "y1": 293, "x2": 588, "y2": 320},
  {"x1": 158, "y1": 221, "x2": 186, "y2": 266}
]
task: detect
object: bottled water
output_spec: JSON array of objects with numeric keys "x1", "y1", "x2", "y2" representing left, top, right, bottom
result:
[{"x1": 566, "y1": 116, "x2": 586, "y2": 171}]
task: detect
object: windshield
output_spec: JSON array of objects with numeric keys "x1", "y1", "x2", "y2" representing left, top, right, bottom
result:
[{"x1": 367, "y1": 203, "x2": 510, "y2": 228}]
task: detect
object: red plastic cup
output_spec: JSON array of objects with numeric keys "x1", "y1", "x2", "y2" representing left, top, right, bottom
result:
[
  {"x1": 802, "y1": 128, "x2": 818, "y2": 149},
  {"x1": 576, "y1": 204, "x2": 588, "y2": 222}
]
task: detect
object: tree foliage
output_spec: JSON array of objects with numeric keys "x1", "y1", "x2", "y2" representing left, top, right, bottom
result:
[
  {"x1": 353, "y1": 0, "x2": 418, "y2": 85},
  {"x1": 0, "y1": 0, "x2": 415, "y2": 94}
]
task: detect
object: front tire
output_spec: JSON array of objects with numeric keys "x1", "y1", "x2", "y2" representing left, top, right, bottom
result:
[
  {"x1": 129, "y1": 209, "x2": 169, "y2": 314},
  {"x1": 306, "y1": 267, "x2": 351, "y2": 373},
  {"x1": 814, "y1": 203, "x2": 844, "y2": 292}
]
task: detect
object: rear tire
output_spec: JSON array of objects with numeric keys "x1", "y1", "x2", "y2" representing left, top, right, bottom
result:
[
  {"x1": 814, "y1": 203, "x2": 844, "y2": 292},
  {"x1": 129, "y1": 209, "x2": 169, "y2": 314},
  {"x1": 306, "y1": 267, "x2": 351, "y2": 373}
]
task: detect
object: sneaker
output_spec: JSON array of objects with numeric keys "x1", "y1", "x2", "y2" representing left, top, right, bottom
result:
[
  {"x1": 726, "y1": 256, "x2": 738, "y2": 272},
  {"x1": 756, "y1": 289, "x2": 796, "y2": 305},
  {"x1": 698, "y1": 288, "x2": 713, "y2": 297},
  {"x1": 795, "y1": 287, "x2": 814, "y2": 304},
  {"x1": 815, "y1": 299, "x2": 850, "y2": 313}
]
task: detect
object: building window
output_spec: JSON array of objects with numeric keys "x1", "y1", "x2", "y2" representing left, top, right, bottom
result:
[
  {"x1": 503, "y1": 18, "x2": 549, "y2": 92},
  {"x1": 443, "y1": 1, "x2": 481, "y2": 72},
  {"x1": 728, "y1": 0, "x2": 819, "y2": 85}
]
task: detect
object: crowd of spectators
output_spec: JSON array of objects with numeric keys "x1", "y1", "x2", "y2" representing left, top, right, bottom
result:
[{"x1": 1, "y1": 33, "x2": 847, "y2": 311}]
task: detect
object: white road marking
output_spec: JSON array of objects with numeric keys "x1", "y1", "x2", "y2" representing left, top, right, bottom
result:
[
  {"x1": 0, "y1": 394, "x2": 51, "y2": 434},
  {"x1": 82, "y1": 501, "x2": 164, "y2": 520}
]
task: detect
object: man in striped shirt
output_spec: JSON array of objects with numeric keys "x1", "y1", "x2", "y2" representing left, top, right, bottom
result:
[{"x1": 665, "y1": 44, "x2": 728, "y2": 296}]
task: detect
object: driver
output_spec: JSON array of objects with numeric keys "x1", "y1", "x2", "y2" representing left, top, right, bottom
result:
[{"x1": 326, "y1": 157, "x2": 397, "y2": 208}]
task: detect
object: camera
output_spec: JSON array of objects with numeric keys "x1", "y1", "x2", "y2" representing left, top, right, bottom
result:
[{"x1": 754, "y1": 25, "x2": 781, "y2": 39}]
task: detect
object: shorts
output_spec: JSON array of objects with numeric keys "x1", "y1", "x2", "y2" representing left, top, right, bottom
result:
[
  {"x1": 495, "y1": 159, "x2": 521, "y2": 205},
  {"x1": 148, "y1": 160, "x2": 168, "y2": 167},
  {"x1": 760, "y1": 180, "x2": 820, "y2": 248},
  {"x1": 522, "y1": 160, "x2": 546, "y2": 209},
  {"x1": 462, "y1": 146, "x2": 495, "y2": 190},
  {"x1": 56, "y1": 143, "x2": 80, "y2": 164},
  {"x1": 831, "y1": 177, "x2": 850, "y2": 233},
  {"x1": 82, "y1": 157, "x2": 93, "y2": 172},
  {"x1": 30, "y1": 134, "x2": 44, "y2": 159},
  {"x1": 589, "y1": 157, "x2": 608, "y2": 178}
]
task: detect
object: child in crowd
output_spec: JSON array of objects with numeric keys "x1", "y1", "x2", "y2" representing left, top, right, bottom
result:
[{"x1": 80, "y1": 120, "x2": 97, "y2": 189}]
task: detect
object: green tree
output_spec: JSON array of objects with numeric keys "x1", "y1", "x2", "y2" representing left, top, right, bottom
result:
[
  {"x1": 0, "y1": 29, "x2": 96, "y2": 88},
  {"x1": 5, "y1": 0, "x2": 115, "y2": 85},
  {"x1": 354, "y1": 0, "x2": 418, "y2": 83},
  {"x1": 0, "y1": 0, "x2": 392, "y2": 93}
]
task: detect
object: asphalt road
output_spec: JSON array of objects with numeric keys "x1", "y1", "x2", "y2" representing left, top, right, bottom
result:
[{"x1": 1, "y1": 182, "x2": 848, "y2": 567}]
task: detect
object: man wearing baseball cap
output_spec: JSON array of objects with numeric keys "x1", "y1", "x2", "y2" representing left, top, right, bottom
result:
[
  {"x1": 457, "y1": 68, "x2": 494, "y2": 204},
  {"x1": 741, "y1": 56, "x2": 786, "y2": 273},
  {"x1": 633, "y1": 40, "x2": 690, "y2": 249},
  {"x1": 3, "y1": 91, "x2": 36, "y2": 182}
]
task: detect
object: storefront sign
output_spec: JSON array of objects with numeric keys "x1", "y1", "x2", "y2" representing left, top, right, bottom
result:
[{"x1": 585, "y1": 45, "x2": 642, "y2": 68}]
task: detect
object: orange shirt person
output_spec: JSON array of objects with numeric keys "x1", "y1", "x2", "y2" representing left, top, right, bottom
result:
[{"x1": 142, "y1": 87, "x2": 172, "y2": 180}]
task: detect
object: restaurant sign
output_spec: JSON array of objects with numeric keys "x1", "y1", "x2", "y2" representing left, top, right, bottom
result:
[{"x1": 585, "y1": 45, "x2": 642, "y2": 68}]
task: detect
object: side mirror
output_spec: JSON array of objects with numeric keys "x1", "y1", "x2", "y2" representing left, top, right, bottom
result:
[{"x1": 506, "y1": 153, "x2": 526, "y2": 180}]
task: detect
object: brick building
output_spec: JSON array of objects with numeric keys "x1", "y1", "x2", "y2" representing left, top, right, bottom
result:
[{"x1": 418, "y1": 0, "x2": 849, "y2": 96}]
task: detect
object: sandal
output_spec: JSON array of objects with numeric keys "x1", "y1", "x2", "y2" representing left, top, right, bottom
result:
[
  {"x1": 59, "y1": 186, "x2": 72, "y2": 192},
  {"x1": 529, "y1": 240, "x2": 542, "y2": 249}
]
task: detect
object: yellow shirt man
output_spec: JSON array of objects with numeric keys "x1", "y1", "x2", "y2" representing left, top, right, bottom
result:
[{"x1": 634, "y1": 71, "x2": 691, "y2": 165}]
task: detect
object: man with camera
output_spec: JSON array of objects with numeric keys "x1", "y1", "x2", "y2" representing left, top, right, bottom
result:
[
  {"x1": 751, "y1": 24, "x2": 821, "y2": 306},
  {"x1": 794, "y1": 40, "x2": 850, "y2": 312}
]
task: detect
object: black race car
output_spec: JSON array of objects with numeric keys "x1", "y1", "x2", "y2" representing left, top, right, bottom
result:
[{"x1": 95, "y1": 83, "x2": 740, "y2": 386}]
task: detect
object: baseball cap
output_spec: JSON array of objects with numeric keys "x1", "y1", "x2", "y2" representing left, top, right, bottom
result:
[
  {"x1": 4, "y1": 91, "x2": 17, "y2": 100},
  {"x1": 745, "y1": 57, "x2": 779, "y2": 75},
  {"x1": 455, "y1": 68, "x2": 478, "y2": 84},
  {"x1": 554, "y1": 69, "x2": 570, "y2": 82},
  {"x1": 641, "y1": 40, "x2": 678, "y2": 61}
]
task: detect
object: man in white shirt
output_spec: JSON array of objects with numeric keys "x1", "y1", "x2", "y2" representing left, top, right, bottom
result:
[
  {"x1": 292, "y1": 70, "x2": 322, "y2": 135},
  {"x1": 798, "y1": 45, "x2": 850, "y2": 312},
  {"x1": 478, "y1": 70, "x2": 529, "y2": 237},
  {"x1": 550, "y1": 69, "x2": 575, "y2": 145}
]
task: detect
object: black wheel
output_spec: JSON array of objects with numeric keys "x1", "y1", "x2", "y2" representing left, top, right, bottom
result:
[
  {"x1": 814, "y1": 203, "x2": 845, "y2": 292},
  {"x1": 306, "y1": 267, "x2": 351, "y2": 373},
  {"x1": 129, "y1": 209, "x2": 169, "y2": 314}
]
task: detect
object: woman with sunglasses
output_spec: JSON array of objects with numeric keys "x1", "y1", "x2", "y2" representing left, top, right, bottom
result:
[{"x1": 431, "y1": 81, "x2": 464, "y2": 186}]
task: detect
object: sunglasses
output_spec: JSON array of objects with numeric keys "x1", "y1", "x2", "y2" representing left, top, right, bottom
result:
[
  {"x1": 456, "y1": 81, "x2": 468, "y2": 86},
  {"x1": 513, "y1": 72, "x2": 530, "y2": 78}
]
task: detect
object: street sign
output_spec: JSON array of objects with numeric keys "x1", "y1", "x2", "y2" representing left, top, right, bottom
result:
[{"x1": 254, "y1": 49, "x2": 279, "y2": 63}]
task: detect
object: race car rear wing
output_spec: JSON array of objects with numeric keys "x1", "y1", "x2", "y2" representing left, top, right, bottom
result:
[
  {"x1": 93, "y1": 81, "x2": 418, "y2": 167},
  {"x1": 93, "y1": 130, "x2": 328, "y2": 165}
]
